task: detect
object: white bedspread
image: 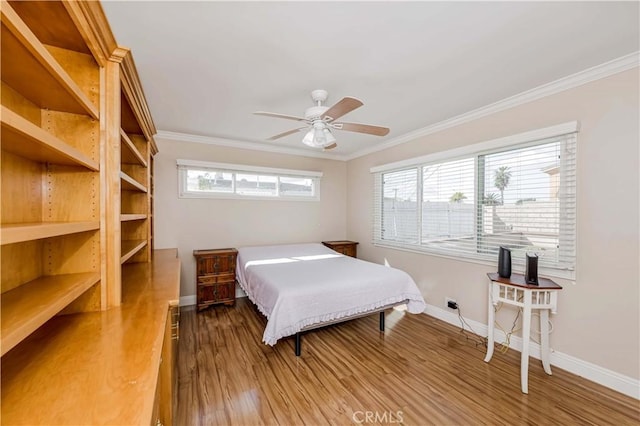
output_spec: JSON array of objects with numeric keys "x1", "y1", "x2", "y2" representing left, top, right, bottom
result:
[{"x1": 236, "y1": 243, "x2": 426, "y2": 345}]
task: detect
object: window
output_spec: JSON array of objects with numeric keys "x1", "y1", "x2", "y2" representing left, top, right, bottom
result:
[
  {"x1": 372, "y1": 123, "x2": 577, "y2": 276},
  {"x1": 178, "y1": 159, "x2": 322, "y2": 201},
  {"x1": 381, "y1": 168, "x2": 419, "y2": 244}
]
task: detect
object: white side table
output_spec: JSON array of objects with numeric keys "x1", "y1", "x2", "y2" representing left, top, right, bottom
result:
[{"x1": 484, "y1": 272, "x2": 562, "y2": 394}]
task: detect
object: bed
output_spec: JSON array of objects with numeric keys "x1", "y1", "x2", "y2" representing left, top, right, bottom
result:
[{"x1": 236, "y1": 243, "x2": 426, "y2": 355}]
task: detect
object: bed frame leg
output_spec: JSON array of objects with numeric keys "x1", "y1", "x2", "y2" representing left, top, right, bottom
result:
[
  {"x1": 295, "y1": 332, "x2": 301, "y2": 356},
  {"x1": 379, "y1": 311, "x2": 385, "y2": 332}
]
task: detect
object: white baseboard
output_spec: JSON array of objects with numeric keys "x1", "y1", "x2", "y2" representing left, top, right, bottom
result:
[
  {"x1": 180, "y1": 295, "x2": 196, "y2": 307},
  {"x1": 424, "y1": 303, "x2": 640, "y2": 400}
]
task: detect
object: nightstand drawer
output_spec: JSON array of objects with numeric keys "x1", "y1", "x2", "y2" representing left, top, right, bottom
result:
[
  {"x1": 198, "y1": 272, "x2": 235, "y2": 285},
  {"x1": 196, "y1": 254, "x2": 236, "y2": 275},
  {"x1": 197, "y1": 282, "x2": 235, "y2": 306}
]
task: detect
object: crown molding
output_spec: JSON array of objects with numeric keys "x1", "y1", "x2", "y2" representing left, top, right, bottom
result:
[
  {"x1": 157, "y1": 52, "x2": 638, "y2": 163},
  {"x1": 120, "y1": 50, "x2": 158, "y2": 141},
  {"x1": 155, "y1": 131, "x2": 346, "y2": 161},
  {"x1": 344, "y1": 51, "x2": 640, "y2": 161},
  {"x1": 62, "y1": 0, "x2": 118, "y2": 67}
]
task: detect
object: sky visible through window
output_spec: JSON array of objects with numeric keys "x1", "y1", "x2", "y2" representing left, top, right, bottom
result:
[{"x1": 415, "y1": 142, "x2": 559, "y2": 205}]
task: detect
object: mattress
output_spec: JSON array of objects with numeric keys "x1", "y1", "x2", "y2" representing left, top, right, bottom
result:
[{"x1": 236, "y1": 243, "x2": 426, "y2": 345}]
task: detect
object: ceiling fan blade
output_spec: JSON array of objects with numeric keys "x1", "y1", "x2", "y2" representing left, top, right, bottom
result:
[
  {"x1": 321, "y1": 97, "x2": 363, "y2": 122},
  {"x1": 267, "y1": 127, "x2": 308, "y2": 141},
  {"x1": 254, "y1": 111, "x2": 308, "y2": 122},
  {"x1": 333, "y1": 122, "x2": 390, "y2": 137},
  {"x1": 323, "y1": 143, "x2": 338, "y2": 151}
]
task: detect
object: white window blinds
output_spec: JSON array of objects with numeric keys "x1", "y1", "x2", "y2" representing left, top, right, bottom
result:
[
  {"x1": 372, "y1": 126, "x2": 577, "y2": 275},
  {"x1": 374, "y1": 168, "x2": 419, "y2": 244}
]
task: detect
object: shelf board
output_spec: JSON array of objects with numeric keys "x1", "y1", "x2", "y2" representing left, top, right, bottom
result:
[
  {"x1": 1, "y1": 3, "x2": 99, "y2": 119},
  {"x1": 1, "y1": 106, "x2": 99, "y2": 171},
  {"x1": 1, "y1": 221, "x2": 100, "y2": 245},
  {"x1": 120, "y1": 240, "x2": 148, "y2": 264},
  {"x1": 120, "y1": 214, "x2": 147, "y2": 222},
  {"x1": 120, "y1": 129, "x2": 147, "y2": 167},
  {"x1": 1, "y1": 271, "x2": 100, "y2": 356},
  {"x1": 120, "y1": 171, "x2": 147, "y2": 193}
]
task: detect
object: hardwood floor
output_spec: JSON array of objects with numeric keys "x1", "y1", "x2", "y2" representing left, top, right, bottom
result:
[{"x1": 177, "y1": 297, "x2": 639, "y2": 425}]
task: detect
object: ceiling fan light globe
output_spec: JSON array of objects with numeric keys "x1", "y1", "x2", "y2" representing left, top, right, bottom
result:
[
  {"x1": 313, "y1": 127, "x2": 326, "y2": 145},
  {"x1": 323, "y1": 128, "x2": 336, "y2": 145},
  {"x1": 302, "y1": 129, "x2": 315, "y2": 147}
]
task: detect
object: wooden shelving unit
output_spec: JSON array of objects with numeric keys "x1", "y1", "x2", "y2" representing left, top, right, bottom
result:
[
  {"x1": 149, "y1": 152, "x2": 156, "y2": 250},
  {"x1": 118, "y1": 51, "x2": 156, "y2": 270},
  {"x1": 1, "y1": 2, "x2": 171, "y2": 424},
  {"x1": 1, "y1": 0, "x2": 103, "y2": 358}
]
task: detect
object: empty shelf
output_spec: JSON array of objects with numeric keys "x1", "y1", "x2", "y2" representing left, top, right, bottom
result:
[
  {"x1": 121, "y1": 240, "x2": 147, "y2": 264},
  {"x1": 1, "y1": 272, "x2": 101, "y2": 356},
  {"x1": 1, "y1": 4, "x2": 99, "y2": 119},
  {"x1": 1, "y1": 106, "x2": 99, "y2": 171},
  {"x1": 1, "y1": 221, "x2": 100, "y2": 245}
]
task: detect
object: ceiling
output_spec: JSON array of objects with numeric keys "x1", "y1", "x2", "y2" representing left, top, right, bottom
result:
[{"x1": 101, "y1": 1, "x2": 639, "y2": 160}]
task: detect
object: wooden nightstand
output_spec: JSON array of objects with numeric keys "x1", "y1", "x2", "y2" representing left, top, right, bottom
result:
[
  {"x1": 322, "y1": 240, "x2": 359, "y2": 258},
  {"x1": 193, "y1": 248, "x2": 237, "y2": 311}
]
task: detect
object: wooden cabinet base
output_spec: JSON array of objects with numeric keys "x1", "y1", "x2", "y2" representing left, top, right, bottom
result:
[{"x1": 198, "y1": 298, "x2": 236, "y2": 311}]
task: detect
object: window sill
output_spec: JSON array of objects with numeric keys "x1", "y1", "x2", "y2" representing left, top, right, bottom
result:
[
  {"x1": 178, "y1": 191, "x2": 320, "y2": 202},
  {"x1": 373, "y1": 242, "x2": 576, "y2": 282}
]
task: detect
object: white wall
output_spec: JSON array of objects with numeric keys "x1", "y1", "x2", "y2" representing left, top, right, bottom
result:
[
  {"x1": 346, "y1": 68, "x2": 639, "y2": 380},
  {"x1": 154, "y1": 140, "x2": 347, "y2": 297}
]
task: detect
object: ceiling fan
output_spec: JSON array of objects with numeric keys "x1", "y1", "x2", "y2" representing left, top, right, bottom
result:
[{"x1": 254, "y1": 89, "x2": 390, "y2": 151}]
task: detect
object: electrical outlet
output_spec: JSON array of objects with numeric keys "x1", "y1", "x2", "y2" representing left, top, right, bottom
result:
[{"x1": 445, "y1": 297, "x2": 458, "y2": 310}]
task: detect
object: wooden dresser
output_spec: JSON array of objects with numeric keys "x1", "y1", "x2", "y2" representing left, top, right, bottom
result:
[
  {"x1": 194, "y1": 248, "x2": 238, "y2": 311},
  {"x1": 322, "y1": 240, "x2": 359, "y2": 258}
]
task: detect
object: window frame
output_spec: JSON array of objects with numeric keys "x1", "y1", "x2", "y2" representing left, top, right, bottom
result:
[
  {"x1": 371, "y1": 122, "x2": 578, "y2": 279},
  {"x1": 177, "y1": 159, "x2": 322, "y2": 201}
]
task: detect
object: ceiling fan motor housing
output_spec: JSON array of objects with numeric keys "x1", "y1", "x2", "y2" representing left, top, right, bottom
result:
[
  {"x1": 305, "y1": 106, "x2": 329, "y2": 121},
  {"x1": 310, "y1": 89, "x2": 328, "y2": 103}
]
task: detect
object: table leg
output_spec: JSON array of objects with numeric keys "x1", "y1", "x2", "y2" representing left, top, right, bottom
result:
[
  {"x1": 521, "y1": 291, "x2": 532, "y2": 394},
  {"x1": 540, "y1": 308, "x2": 552, "y2": 375},
  {"x1": 484, "y1": 282, "x2": 495, "y2": 363}
]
